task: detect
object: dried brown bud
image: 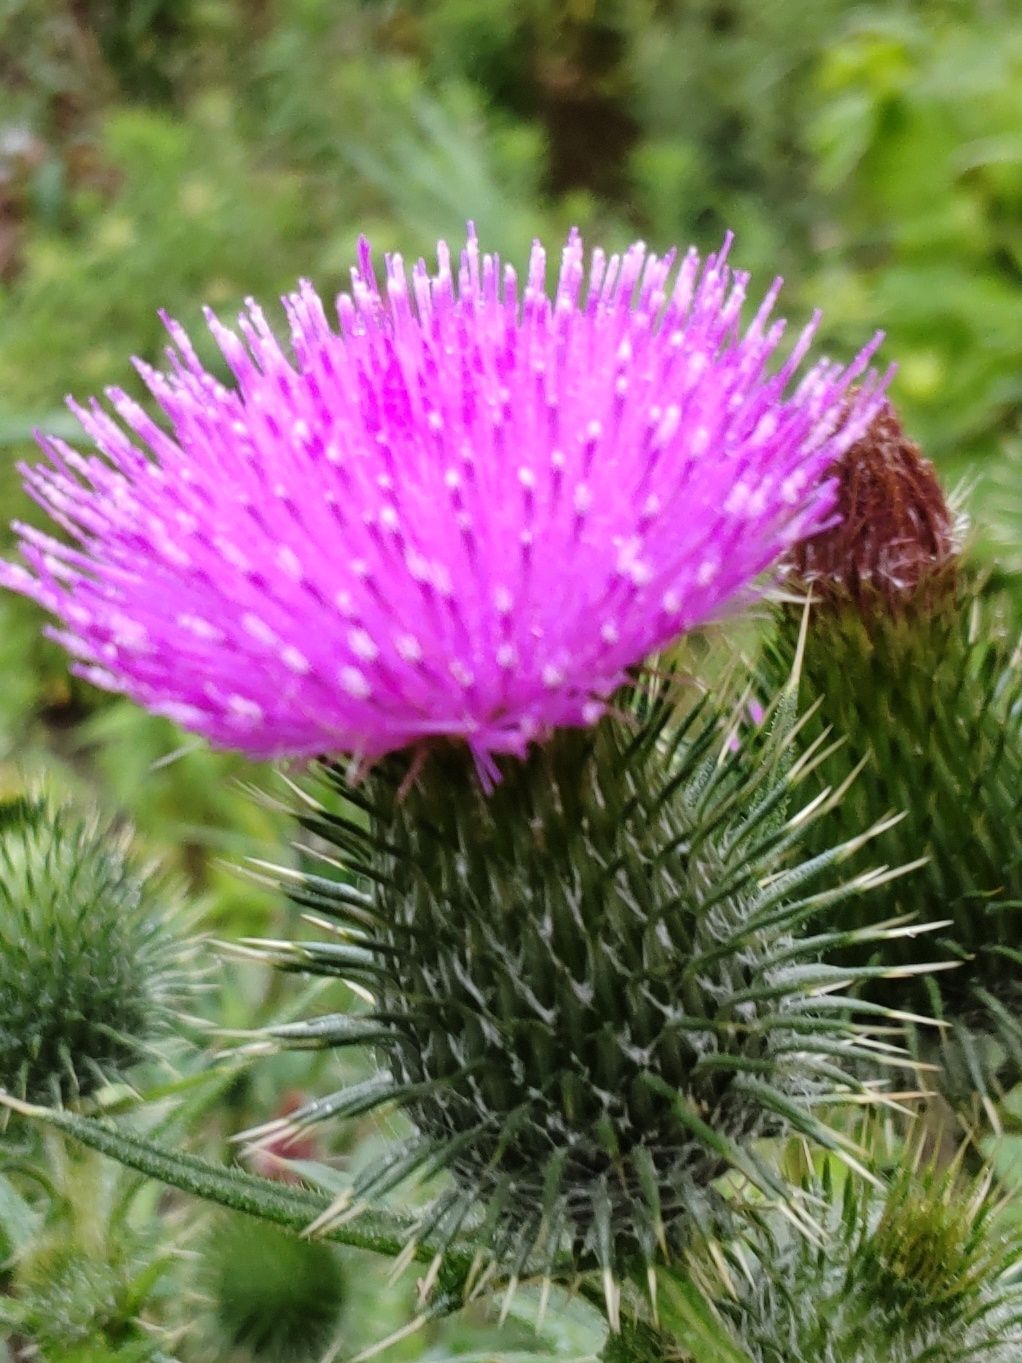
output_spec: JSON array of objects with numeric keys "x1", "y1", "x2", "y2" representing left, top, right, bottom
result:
[{"x1": 789, "y1": 399, "x2": 957, "y2": 610}]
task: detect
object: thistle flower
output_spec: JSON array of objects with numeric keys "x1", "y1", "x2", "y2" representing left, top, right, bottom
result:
[
  {"x1": 0, "y1": 794, "x2": 191, "y2": 1102},
  {"x1": 767, "y1": 401, "x2": 1022, "y2": 1099},
  {"x1": 1, "y1": 228, "x2": 884, "y2": 765},
  {"x1": 248, "y1": 673, "x2": 923, "y2": 1311}
]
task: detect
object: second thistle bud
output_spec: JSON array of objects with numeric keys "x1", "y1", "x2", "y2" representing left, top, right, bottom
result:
[
  {"x1": 770, "y1": 399, "x2": 1022, "y2": 1093},
  {"x1": 712, "y1": 1146, "x2": 1022, "y2": 1362},
  {"x1": 0, "y1": 795, "x2": 191, "y2": 1103},
  {"x1": 202, "y1": 1217, "x2": 347, "y2": 1363}
]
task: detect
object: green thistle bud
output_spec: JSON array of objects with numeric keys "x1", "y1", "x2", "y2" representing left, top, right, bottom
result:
[
  {"x1": 768, "y1": 401, "x2": 1022, "y2": 1091},
  {"x1": 251, "y1": 674, "x2": 916, "y2": 1303},
  {"x1": 4, "y1": 1244, "x2": 160, "y2": 1362},
  {"x1": 204, "y1": 1216, "x2": 347, "y2": 1362},
  {"x1": 713, "y1": 1149, "x2": 1022, "y2": 1361},
  {"x1": 0, "y1": 1126, "x2": 179, "y2": 1362},
  {"x1": 0, "y1": 794, "x2": 191, "y2": 1103}
]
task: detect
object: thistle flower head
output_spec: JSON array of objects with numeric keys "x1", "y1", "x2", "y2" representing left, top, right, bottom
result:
[
  {"x1": 2, "y1": 228, "x2": 884, "y2": 765},
  {"x1": 0, "y1": 794, "x2": 190, "y2": 1102},
  {"x1": 788, "y1": 398, "x2": 957, "y2": 611},
  {"x1": 2, "y1": 1138, "x2": 175, "y2": 1361}
]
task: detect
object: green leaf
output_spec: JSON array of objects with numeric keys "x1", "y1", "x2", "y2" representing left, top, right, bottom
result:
[
  {"x1": 656, "y1": 1271, "x2": 755, "y2": 1363},
  {"x1": 0, "y1": 1169, "x2": 41, "y2": 1256}
]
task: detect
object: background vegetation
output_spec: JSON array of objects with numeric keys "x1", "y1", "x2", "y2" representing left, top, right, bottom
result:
[{"x1": 1, "y1": 2, "x2": 1021, "y2": 1359}]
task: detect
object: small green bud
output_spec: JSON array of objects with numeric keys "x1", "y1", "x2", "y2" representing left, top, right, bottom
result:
[
  {"x1": 6, "y1": 1241, "x2": 162, "y2": 1362},
  {"x1": 204, "y1": 1216, "x2": 347, "y2": 1362},
  {"x1": 0, "y1": 794, "x2": 191, "y2": 1102},
  {"x1": 715, "y1": 1150, "x2": 1022, "y2": 1362}
]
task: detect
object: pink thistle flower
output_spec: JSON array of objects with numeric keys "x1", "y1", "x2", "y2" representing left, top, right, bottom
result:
[{"x1": 1, "y1": 228, "x2": 886, "y2": 765}]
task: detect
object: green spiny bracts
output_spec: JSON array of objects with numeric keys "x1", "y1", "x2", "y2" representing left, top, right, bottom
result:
[
  {"x1": 767, "y1": 400, "x2": 1022, "y2": 1095},
  {"x1": 768, "y1": 590, "x2": 1022, "y2": 1029},
  {"x1": 0, "y1": 793, "x2": 192, "y2": 1103},
  {"x1": 711, "y1": 1147, "x2": 1022, "y2": 1362},
  {"x1": 249, "y1": 672, "x2": 924, "y2": 1307}
]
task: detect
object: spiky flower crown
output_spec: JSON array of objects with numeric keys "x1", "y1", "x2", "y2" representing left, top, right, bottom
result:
[
  {"x1": 248, "y1": 671, "x2": 922, "y2": 1310},
  {"x1": 712, "y1": 1147, "x2": 1022, "y2": 1362},
  {"x1": 0, "y1": 794, "x2": 191, "y2": 1103}
]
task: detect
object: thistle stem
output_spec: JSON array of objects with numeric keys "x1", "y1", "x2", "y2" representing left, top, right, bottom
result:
[{"x1": 0, "y1": 1093, "x2": 465, "y2": 1271}]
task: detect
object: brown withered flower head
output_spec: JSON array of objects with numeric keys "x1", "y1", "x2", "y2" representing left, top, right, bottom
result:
[{"x1": 788, "y1": 399, "x2": 958, "y2": 611}]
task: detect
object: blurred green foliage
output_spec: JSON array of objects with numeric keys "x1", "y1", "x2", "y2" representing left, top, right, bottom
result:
[{"x1": 1, "y1": 1, "x2": 1021, "y2": 1359}]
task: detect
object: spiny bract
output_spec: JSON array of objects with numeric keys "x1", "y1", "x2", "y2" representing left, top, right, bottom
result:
[
  {"x1": 0, "y1": 794, "x2": 189, "y2": 1102},
  {"x1": 0, "y1": 227, "x2": 885, "y2": 767},
  {"x1": 251, "y1": 673, "x2": 918, "y2": 1297},
  {"x1": 715, "y1": 1150, "x2": 1022, "y2": 1362},
  {"x1": 770, "y1": 589, "x2": 1022, "y2": 1011}
]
